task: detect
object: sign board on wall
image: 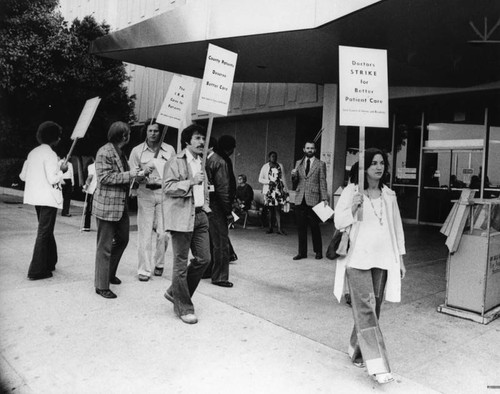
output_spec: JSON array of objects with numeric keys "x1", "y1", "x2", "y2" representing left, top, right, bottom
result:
[
  {"x1": 397, "y1": 167, "x2": 417, "y2": 180},
  {"x1": 156, "y1": 74, "x2": 195, "y2": 129},
  {"x1": 197, "y1": 44, "x2": 238, "y2": 116},
  {"x1": 339, "y1": 46, "x2": 388, "y2": 128}
]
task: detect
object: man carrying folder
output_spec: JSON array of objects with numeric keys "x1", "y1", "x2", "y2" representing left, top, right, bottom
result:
[{"x1": 291, "y1": 141, "x2": 328, "y2": 260}]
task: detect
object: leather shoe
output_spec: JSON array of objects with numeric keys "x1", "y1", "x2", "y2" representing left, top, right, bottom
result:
[
  {"x1": 315, "y1": 253, "x2": 323, "y2": 260},
  {"x1": 138, "y1": 274, "x2": 149, "y2": 282},
  {"x1": 110, "y1": 277, "x2": 121, "y2": 285},
  {"x1": 180, "y1": 313, "x2": 198, "y2": 324},
  {"x1": 212, "y1": 281, "x2": 233, "y2": 288},
  {"x1": 62, "y1": 213, "x2": 72, "y2": 217},
  {"x1": 154, "y1": 267, "x2": 164, "y2": 276},
  {"x1": 28, "y1": 272, "x2": 53, "y2": 280},
  {"x1": 292, "y1": 254, "x2": 306, "y2": 260},
  {"x1": 163, "y1": 291, "x2": 173, "y2": 303},
  {"x1": 95, "y1": 289, "x2": 117, "y2": 299}
]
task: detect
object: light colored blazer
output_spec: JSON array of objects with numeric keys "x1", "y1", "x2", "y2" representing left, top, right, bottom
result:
[
  {"x1": 162, "y1": 149, "x2": 209, "y2": 232},
  {"x1": 258, "y1": 162, "x2": 287, "y2": 194},
  {"x1": 292, "y1": 157, "x2": 328, "y2": 206},
  {"x1": 19, "y1": 144, "x2": 64, "y2": 208},
  {"x1": 92, "y1": 143, "x2": 132, "y2": 221},
  {"x1": 333, "y1": 183, "x2": 406, "y2": 303}
]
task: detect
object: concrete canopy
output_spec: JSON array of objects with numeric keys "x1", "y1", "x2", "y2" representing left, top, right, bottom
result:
[{"x1": 90, "y1": 0, "x2": 500, "y2": 87}]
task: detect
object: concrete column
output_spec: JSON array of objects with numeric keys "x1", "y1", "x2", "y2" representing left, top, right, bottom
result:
[{"x1": 321, "y1": 84, "x2": 346, "y2": 206}]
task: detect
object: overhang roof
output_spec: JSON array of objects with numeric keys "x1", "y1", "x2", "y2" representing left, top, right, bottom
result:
[{"x1": 90, "y1": 0, "x2": 500, "y2": 87}]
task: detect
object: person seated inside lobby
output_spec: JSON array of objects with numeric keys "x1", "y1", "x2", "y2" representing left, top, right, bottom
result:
[{"x1": 233, "y1": 174, "x2": 254, "y2": 214}]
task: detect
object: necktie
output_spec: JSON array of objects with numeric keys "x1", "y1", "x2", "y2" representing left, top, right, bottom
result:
[{"x1": 305, "y1": 158, "x2": 310, "y2": 176}]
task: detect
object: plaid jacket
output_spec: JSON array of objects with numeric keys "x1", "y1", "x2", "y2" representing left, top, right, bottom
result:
[
  {"x1": 92, "y1": 143, "x2": 132, "y2": 221},
  {"x1": 292, "y1": 157, "x2": 328, "y2": 206}
]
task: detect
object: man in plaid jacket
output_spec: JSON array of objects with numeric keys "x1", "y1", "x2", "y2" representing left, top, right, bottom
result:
[
  {"x1": 291, "y1": 141, "x2": 329, "y2": 260},
  {"x1": 93, "y1": 121, "x2": 141, "y2": 299}
]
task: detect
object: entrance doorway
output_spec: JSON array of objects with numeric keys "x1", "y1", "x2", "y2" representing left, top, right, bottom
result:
[{"x1": 420, "y1": 148, "x2": 483, "y2": 224}]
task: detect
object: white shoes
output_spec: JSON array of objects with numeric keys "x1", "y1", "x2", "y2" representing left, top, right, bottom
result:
[
  {"x1": 180, "y1": 314, "x2": 198, "y2": 324},
  {"x1": 373, "y1": 373, "x2": 394, "y2": 384}
]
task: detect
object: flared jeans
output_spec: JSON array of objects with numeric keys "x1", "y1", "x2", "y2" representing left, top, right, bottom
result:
[
  {"x1": 28, "y1": 206, "x2": 58, "y2": 278},
  {"x1": 346, "y1": 267, "x2": 391, "y2": 375}
]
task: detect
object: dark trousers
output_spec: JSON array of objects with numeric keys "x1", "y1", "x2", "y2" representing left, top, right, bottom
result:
[
  {"x1": 295, "y1": 200, "x2": 322, "y2": 256},
  {"x1": 83, "y1": 194, "x2": 93, "y2": 229},
  {"x1": 94, "y1": 208, "x2": 129, "y2": 290},
  {"x1": 167, "y1": 211, "x2": 210, "y2": 316},
  {"x1": 346, "y1": 267, "x2": 391, "y2": 375},
  {"x1": 61, "y1": 181, "x2": 73, "y2": 215},
  {"x1": 28, "y1": 206, "x2": 58, "y2": 278},
  {"x1": 208, "y1": 207, "x2": 230, "y2": 282}
]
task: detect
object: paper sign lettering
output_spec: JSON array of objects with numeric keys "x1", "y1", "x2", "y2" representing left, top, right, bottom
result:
[
  {"x1": 157, "y1": 75, "x2": 195, "y2": 129},
  {"x1": 197, "y1": 44, "x2": 238, "y2": 116},
  {"x1": 339, "y1": 46, "x2": 388, "y2": 128}
]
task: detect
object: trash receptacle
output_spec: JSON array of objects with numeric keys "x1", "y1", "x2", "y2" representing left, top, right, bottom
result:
[{"x1": 438, "y1": 199, "x2": 500, "y2": 324}]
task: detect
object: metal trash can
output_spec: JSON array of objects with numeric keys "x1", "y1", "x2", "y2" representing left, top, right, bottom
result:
[{"x1": 438, "y1": 199, "x2": 500, "y2": 324}]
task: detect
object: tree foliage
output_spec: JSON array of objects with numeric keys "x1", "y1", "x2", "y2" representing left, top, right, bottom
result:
[{"x1": 0, "y1": 0, "x2": 136, "y2": 160}]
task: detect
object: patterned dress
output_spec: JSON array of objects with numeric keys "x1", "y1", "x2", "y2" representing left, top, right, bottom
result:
[{"x1": 265, "y1": 164, "x2": 288, "y2": 207}]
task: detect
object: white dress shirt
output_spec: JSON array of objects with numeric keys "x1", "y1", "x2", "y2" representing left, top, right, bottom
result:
[
  {"x1": 304, "y1": 156, "x2": 315, "y2": 171},
  {"x1": 185, "y1": 149, "x2": 204, "y2": 207},
  {"x1": 129, "y1": 142, "x2": 176, "y2": 185}
]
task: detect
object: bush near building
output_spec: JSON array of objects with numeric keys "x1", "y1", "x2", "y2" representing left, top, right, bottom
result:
[{"x1": 0, "y1": 0, "x2": 136, "y2": 187}]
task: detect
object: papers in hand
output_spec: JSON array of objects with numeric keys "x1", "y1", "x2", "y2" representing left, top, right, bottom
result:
[
  {"x1": 231, "y1": 211, "x2": 240, "y2": 222},
  {"x1": 312, "y1": 202, "x2": 334, "y2": 222}
]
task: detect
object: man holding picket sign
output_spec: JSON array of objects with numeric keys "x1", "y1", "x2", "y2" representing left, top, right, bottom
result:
[{"x1": 129, "y1": 119, "x2": 175, "y2": 282}]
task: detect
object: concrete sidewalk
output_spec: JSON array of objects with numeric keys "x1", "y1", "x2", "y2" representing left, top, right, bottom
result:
[{"x1": 0, "y1": 189, "x2": 499, "y2": 393}]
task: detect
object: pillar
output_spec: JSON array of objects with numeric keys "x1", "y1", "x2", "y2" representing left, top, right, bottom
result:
[{"x1": 321, "y1": 84, "x2": 347, "y2": 206}]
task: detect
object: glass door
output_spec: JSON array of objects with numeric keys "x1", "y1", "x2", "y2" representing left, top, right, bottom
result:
[{"x1": 419, "y1": 148, "x2": 483, "y2": 224}]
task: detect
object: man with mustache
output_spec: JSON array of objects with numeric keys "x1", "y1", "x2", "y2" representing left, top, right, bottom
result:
[{"x1": 162, "y1": 124, "x2": 211, "y2": 324}]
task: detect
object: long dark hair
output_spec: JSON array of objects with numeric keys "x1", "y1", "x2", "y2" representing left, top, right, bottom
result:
[{"x1": 349, "y1": 148, "x2": 390, "y2": 189}]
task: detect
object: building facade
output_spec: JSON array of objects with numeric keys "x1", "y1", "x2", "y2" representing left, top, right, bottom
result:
[{"x1": 59, "y1": 0, "x2": 500, "y2": 224}]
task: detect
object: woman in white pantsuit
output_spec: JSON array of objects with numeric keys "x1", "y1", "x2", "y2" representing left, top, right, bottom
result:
[{"x1": 333, "y1": 148, "x2": 406, "y2": 384}]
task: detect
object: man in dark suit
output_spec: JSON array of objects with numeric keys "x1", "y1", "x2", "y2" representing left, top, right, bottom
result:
[
  {"x1": 93, "y1": 121, "x2": 141, "y2": 299},
  {"x1": 205, "y1": 138, "x2": 234, "y2": 288},
  {"x1": 217, "y1": 135, "x2": 238, "y2": 262},
  {"x1": 291, "y1": 141, "x2": 328, "y2": 260}
]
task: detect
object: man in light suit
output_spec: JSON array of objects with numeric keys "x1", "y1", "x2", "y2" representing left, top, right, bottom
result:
[
  {"x1": 291, "y1": 141, "x2": 328, "y2": 260},
  {"x1": 93, "y1": 121, "x2": 140, "y2": 299},
  {"x1": 129, "y1": 119, "x2": 176, "y2": 282}
]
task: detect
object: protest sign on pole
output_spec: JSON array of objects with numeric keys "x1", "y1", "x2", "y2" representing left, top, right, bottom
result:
[
  {"x1": 339, "y1": 46, "x2": 388, "y2": 220},
  {"x1": 65, "y1": 96, "x2": 101, "y2": 164},
  {"x1": 198, "y1": 44, "x2": 238, "y2": 117},
  {"x1": 197, "y1": 44, "x2": 238, "y2": 168},
  {"x1": 71, "y1": 97, "x2": 101, "y2": 139},
  {"x1": 339, "y1": 46, "x2": 388, "y2": 128},
  {"x1": 157, "y1": 74, "x2": 196, "y2": 129}
]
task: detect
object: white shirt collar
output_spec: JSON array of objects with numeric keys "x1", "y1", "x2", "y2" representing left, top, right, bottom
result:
[
  {"x1": 142, "y1": 142, "x2": 165, "y2": 153},
  {"x1": 185, "y1": 148, "x2": 200, "y2": 164}
]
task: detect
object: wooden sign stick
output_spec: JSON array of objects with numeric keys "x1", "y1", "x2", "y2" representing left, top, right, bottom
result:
[
  {"x1": 62, "y1": 138, "x2": 79, "y2": 165},
  {"x1": 201, "y1": 114, "x2": 214, "y2": 170},
  {"x1": 358, "y1": 126, "x2": 365, "y2": 221}
]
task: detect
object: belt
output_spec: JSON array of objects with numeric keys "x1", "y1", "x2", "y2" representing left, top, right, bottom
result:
[
  {"x1": 145, "y1": 184, "x2": 162, "y2": 190},
  {"x1": 195, "y1": 207, "x2": 204, "y2": 214}
]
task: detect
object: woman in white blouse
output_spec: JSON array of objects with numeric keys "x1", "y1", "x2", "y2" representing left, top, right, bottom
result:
[
  {"x1": 333, "y1": 148, "x2": 406, "y2": 385},
  {"x1": 20, "y1": 121, "x2": 68, "y2": 280}
]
